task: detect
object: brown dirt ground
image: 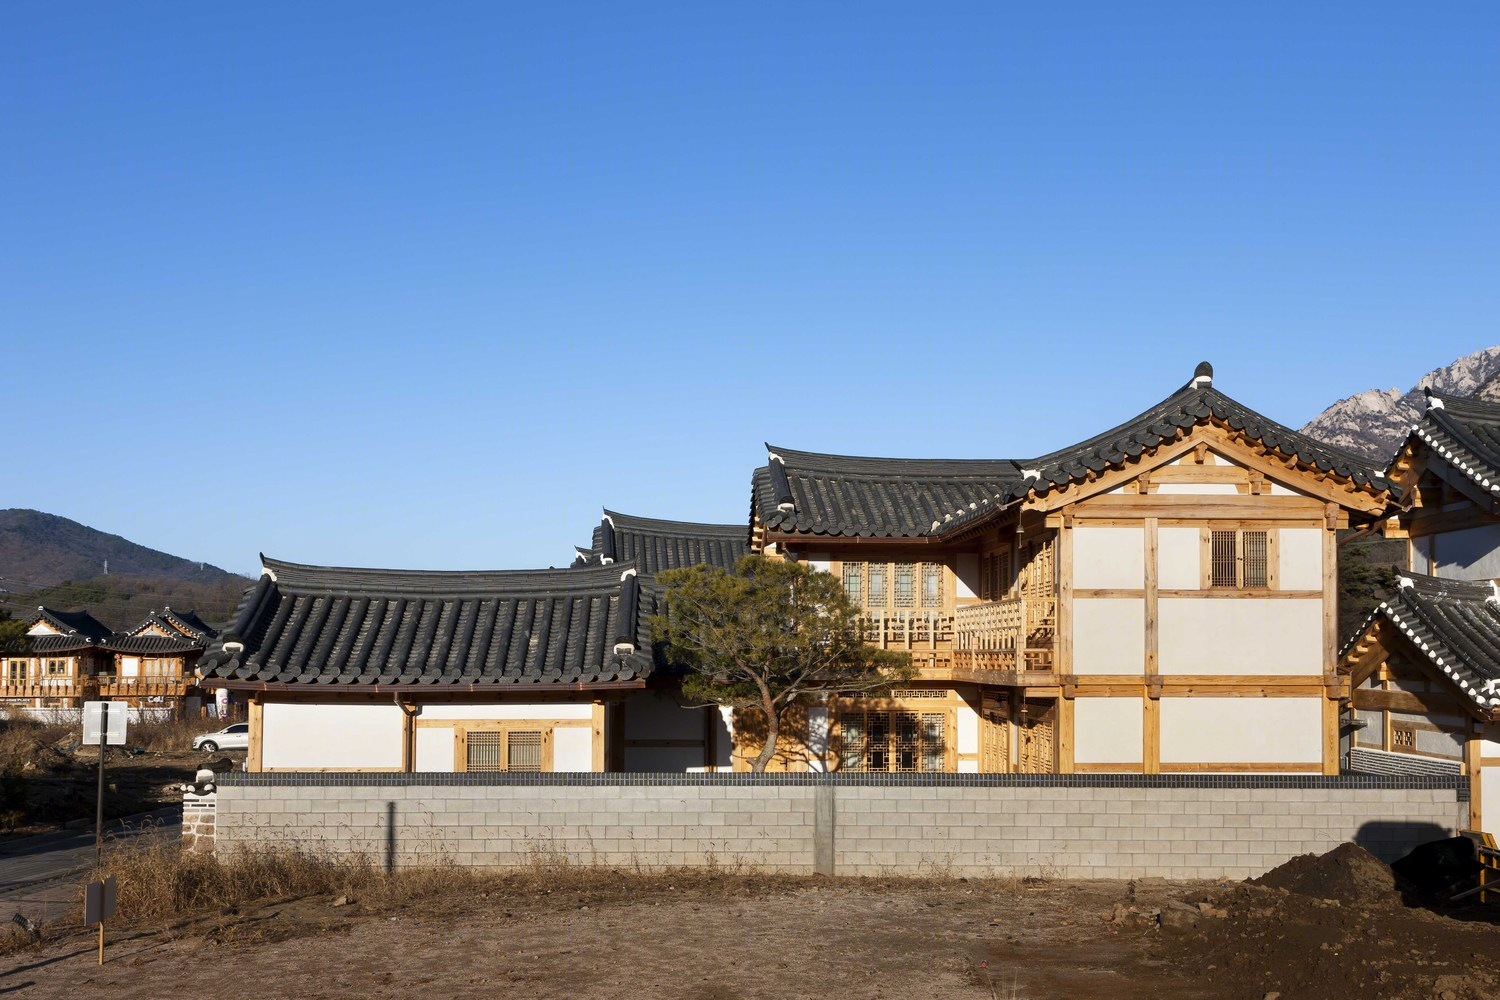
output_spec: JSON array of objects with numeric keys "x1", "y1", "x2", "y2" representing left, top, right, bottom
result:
[{"x1": 5, "y1": 862, "x2": 1499, "y2": 1000}]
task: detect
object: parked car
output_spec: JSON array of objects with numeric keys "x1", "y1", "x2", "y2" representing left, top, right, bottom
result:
[{"x1": 193, "y1": 723, "x2": 250, "y2": 752}]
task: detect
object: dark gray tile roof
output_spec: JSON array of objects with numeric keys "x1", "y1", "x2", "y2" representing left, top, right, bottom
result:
[
  {"x1": 753, "y1": 364, "x2": 1393, "y2": 539},
  {"x1": 198, "y1": 556, "x2": 655, "y2": 687},
  {"x1": 1406, "y1": 392, "x2": 1500, "y2": 498},
  {"x1": 101, "y1": 633, "x2": 206, "y2": 655},
  {"x1": 1344, "y1": 572, "x2": 1500, "y2": 713},
  {"x1": 572, "y1": 510, "x2": 750, "y2": 574},
  {"x1": 26, "y1": 607, "x2": 112, "y2": 644}
]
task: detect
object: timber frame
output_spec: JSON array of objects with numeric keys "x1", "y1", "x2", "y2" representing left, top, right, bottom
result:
[{"x1": 746, "y1": 362, "x2": 1394, "y2": 774}]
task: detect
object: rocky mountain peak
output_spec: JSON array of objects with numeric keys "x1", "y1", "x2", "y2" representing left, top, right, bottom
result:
[{"x1": 1299, "y1": 347, "x2": 1500, "y2": 463}]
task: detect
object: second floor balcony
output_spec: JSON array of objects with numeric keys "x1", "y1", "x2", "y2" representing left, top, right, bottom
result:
[
  {"x1": 953, "y1": 596, "x2": 1056, "y2": 674},
  {"x1": 95, "y1": 675, "x2": 194, "y2": 698}
]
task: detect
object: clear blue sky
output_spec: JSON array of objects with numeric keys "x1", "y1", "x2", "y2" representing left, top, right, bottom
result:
[{"x1": 5, "y1": 3, "x2": 1497, "y2": 576}]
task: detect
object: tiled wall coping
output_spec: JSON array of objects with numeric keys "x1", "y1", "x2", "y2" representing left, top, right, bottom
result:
[{"x1": 220, "y1": 771, "x2": 1467, "y2": 796}]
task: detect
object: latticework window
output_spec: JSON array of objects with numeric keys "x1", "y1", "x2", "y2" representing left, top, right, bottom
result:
[
  {"x1": 893, "y1": 563, "x2": 916, "y2": 608},
  {"x1": 1210, "y1": 530, "x2": 1238, "y2": 587},
  {"x1": 866, "y1": 563, "x2": 887, "y2": 607},
  {"x1": 465, "y1": 729, "x2": 545, "y2": 772},
  {"x1": 466, "y1": 732, "x2": 507, "y2": 772},
  {"x1": 506, "y1": 731, "x2": 544, "y2": 771},
  {"x1": 1392, "y1": 726, "x2": 1416, "y2": 751},
  {"x1": 840, "y1": 710, "x2": 946, "y2": 772},
  {"x1": 921, "y1": 563, "x2": 942, "y2": 607},
  {"x1": 1210, "y1": 529, "x2": 1271, "y2": 588},
  {"x1": 979, "y1": 555, "x2": 992, "y2": 600},
  {"x1": 843, "y1": 562, "x2": 863, "y2": 606},
  {"x1": 1243, "y1": 531, "x2": 1268, "y2": 588}
]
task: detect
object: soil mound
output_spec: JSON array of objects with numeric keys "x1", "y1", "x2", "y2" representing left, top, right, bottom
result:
[{"x1": 1252, "y1": 842, "x2": 1399, "y2": 905}]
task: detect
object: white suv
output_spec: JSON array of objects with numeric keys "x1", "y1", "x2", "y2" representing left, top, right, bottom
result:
[{"x1": 193, "y1": 723, "x2": 250, "y2": 752}]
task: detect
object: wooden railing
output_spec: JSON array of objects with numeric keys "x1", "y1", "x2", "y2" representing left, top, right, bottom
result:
[
  {"x1": 95, "y1": 676, "x2": 193, "y2": 698},
  {"x1": 952, "y1": 597, "x2": 1056, "y2": 673},
  {"x1": 0, "y1": 679, "x2": 94, "y2": 701},
  {"x1": 859, "y1": 611, "x2": 954, "y2": 650}
]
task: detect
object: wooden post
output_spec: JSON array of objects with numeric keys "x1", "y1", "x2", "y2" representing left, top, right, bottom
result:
[
  {"x1": 247, "y1": 695, "x2": 264, "y2": 773},
  {"x1": 1322, "y1": 509, "x2": 1340, "y2": 775},
  {"x1": 592, "y1": 700, "x2": 606, "y2": 772},
  {"x1": 1056, "y1": 518, "x2": 1073, "y2": 676},
  {"x1": 1467, "y1": 731, "x2": 1483, "y2": 832},
  {"x1": 1057, "y1": 693, "x2": 1074, "y2": 774}
]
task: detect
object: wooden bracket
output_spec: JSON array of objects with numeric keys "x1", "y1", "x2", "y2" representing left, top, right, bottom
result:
[{"x1": 1194, "y1": 442, "x2": 1209, "y2": 464}]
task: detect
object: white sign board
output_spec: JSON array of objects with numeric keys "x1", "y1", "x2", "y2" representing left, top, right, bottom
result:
[
  {"x1": 85, "y1": 876, "x2": 118, "y2": 926},
  {"x1": 82, "y1": 702, "x2": 127, "y2": 746}
]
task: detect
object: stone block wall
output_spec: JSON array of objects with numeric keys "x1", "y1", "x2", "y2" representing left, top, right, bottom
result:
[
  {"x1": 196, "y1": 774, "x2": 1468, "y2": 879},
  {"x1": 182, "y1": 790, "x2": 216, "y2": 854}
]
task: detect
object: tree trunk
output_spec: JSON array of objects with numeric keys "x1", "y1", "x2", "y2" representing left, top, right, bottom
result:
[{"x1": 750, "y1": 698, "x2": 780, "y2": 773}]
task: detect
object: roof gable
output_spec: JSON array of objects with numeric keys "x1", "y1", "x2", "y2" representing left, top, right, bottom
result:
[
  {"x1": 1389, "y1": 392, "x2": 1500, "y2": 509},
  {"x1": 1341, "y1": 572, "x2": 1500, "y2": 715}
]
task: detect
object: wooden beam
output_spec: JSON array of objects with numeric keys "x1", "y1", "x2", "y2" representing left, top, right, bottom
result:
[
  {"x1": 592, "y1": 699, "x2": 606, "y2": 772},
  {"x1": 1353, "y1": 688, "x2": 1474, "y2": 716},
  {"x1": 1057, "y1": 693, "x2": 1074, "y2": 774},
  {"x1": 247, "y1": 695, "x2": 263, "y2": 773},
  {"x1": 1143, "y1": 691, "x2": 1160, "y2": 775},
  {"x1": 1323, "y1": 692, "x2": 1339, "y2": 775}
]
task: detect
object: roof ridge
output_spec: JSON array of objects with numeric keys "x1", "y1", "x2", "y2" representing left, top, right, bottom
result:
[
  {"x1": 600, "y1": 509, "x2": 749, "y2": 535},
  {"x1": 262, "y1": 555, "x2": 644, "y2": 596}
]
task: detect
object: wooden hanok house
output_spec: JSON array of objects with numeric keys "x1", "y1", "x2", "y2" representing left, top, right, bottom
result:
[
  {"x1": 1339, "y1": 389, "x2": 1500, "y2": 836},
  {"x1": 0, "y1": 607, "x2": 113, "y2": 709},
  {"x1": 97, "y1": 608, "x2": 217, "y2": 715},
  {"x1": 195, "y1": 554, "x2": 737, "y2": 773},
  {"x1": 745, "y1": 362, "x2": 1394, "y2": 775}
]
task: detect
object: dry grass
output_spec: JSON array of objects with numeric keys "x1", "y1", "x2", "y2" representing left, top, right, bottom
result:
[
  {"x1": 126, "y1": 716, "x2": 210, "y2": 753},
  {"x1": 0, "y1": 718, "x2": 72, "y2": 768},
  {"x1": 99, "y1": 835, "x2": 478, "y2": 926}
]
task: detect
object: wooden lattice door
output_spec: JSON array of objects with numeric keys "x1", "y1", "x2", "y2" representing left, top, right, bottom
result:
[{"x1": 1019, "y1": 699, "x2": 1056, "y2": 773}]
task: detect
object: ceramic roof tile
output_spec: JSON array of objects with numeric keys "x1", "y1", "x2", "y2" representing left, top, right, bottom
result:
[
  {"x1": 198, "y1": 557, "x2": 654, "y2": 687},
  {"x1": 572, "y1": 510, "x2": 750, "y2": 574}
]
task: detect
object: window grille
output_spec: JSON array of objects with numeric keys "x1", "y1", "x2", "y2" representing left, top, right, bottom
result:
[
  {"x1": 5, "y1": 661, "x2": 25, "y2": 683},
  {"x1": 890, "y1": 689, "x2": 946, "y2": 699},
  {"x1": 843, "y1": 563, "x2": 863, "y2": 606},
  {"x1": 506, "y1": 731, "x2": 544, "y2": 771},
  {"x1": 1243, "y1": 531, "x2": 1269, "y2": 588},
  {"x1": 866, "y1": 563, "x2": 887, "y2": 607},
  {"x1": 1210, "y1": 531, "x2": 1238, "y2": 588},
  {"x1": 466, "y1": 732, "x2": 506, "y2": 772},
  {"x1": 979, "y1": 555, "x2": 991, "y2": 600},
  {"x1": 840, "y1": 710, "x2": 946, "y2": 772},
  {"x1": 893, "y1": 563, "x2": 916, "y2": 608},
  {"x1": 1392, "y1": 726, "x2": 1415, "y2": 750},
  {"x1": 45, "y1": 659, "x2": 67, "y2": 677},
  {"x1": 921, "y1": 563, "x2": 942, "y2": 607}
]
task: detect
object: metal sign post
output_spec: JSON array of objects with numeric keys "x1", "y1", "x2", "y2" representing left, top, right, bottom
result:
[{"x1": 81, "y1": 702, "x2": 126, "y2": 965}]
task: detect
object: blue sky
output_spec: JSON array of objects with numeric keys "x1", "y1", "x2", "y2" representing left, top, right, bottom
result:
[{"x1": 4, "y1": 3, "x2": 1497, "y2": 577}]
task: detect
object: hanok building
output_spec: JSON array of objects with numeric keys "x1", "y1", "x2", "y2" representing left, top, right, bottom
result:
[
  {"x1": 98, "y1": 608, "x2": 217, "y2": 715},
  {"x1": 747, "y1": 363, "x2": 1393, "y2": 775},
  {"x1": 1341, "y1": 390, "x2": 1500, "y2": 836},
  {"x1": 194, "y1": 556, "x2": 720, "y2": 773},
  {"x1": 1, "y1": 607, "x2": 113, "y2": 708}
]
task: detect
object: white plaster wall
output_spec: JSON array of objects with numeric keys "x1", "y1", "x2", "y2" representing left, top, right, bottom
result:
[
  {"x1": 414, "y1": 726, "x2": 455, "y2": 771},
  {"x1": 1158, "y1": 527, "x2": 1201, "y2": 589},
  {"x1": 1160, "y1": 697, "x2": 1322, "y2": 764},
  {"x1": 957, "y1": 702, "x2": 979, "y2": 755},
  {"x1": 1158, "y1": 598, "x2": 1323, "y2": 675},
  {"x1": 1155, "y1": 483, "x2": 1241, "y2": 495},
  {"x1": 1279, "y1": 529, "x2": 1324, "y2": 591},
  {"x1": 120, "y1": 657, "x2": 139, "y2": 678},
  {"x1": 955, "y1": 553, "x2": 979, "y2": 600},
  {"x1": 1431, "y1": 525, "x2": 1500, "y2": 581},
  {"x1": 807, "y1": 553, "x2": 831, "y2": 573},
  {"x1": 1412, "y1": 536, "x2": 1433, "y2": 575},
  {"x1": 27, "y1": 622, "x2": 60, "y2": 636},
  {"x1": 1072, "y1": 599, "x2": 1145, "y2": 674},
  {"x1": 806, "y1": 706, "x2": 830, "y2": 772},
  {"x1": 1074, "y1": 697, "x2": 1144, "y2": 764},
  {"x1": 417, "y1": 702, "x2": 593, "y2": 721},
  {"x1": 1268, "y1": 482, "x2": 1306, "y2": 497},
  {"x1": 553, "y1": 726, "x2": 593, "y2": 771},
  {"x1": 1072, "y1": 527, "x2": 1144, "y2": 589},
  {"x1": 262, "y1": 702, "x2": 405, "y2": 770}
]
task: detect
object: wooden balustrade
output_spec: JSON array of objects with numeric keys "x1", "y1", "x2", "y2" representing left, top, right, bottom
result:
[
  {"x1": 859, "y1": 610, "x2": 954, "y2": 650},
  {"x1": 0, "y1": 680, "x2": 93, "y2": 700},
  {"x1": 952, "y1": 597, "x2": 1057, "y2": 673},
  {"x1": 95, "y1": 676, "x2": 193, "y2": 698}
]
